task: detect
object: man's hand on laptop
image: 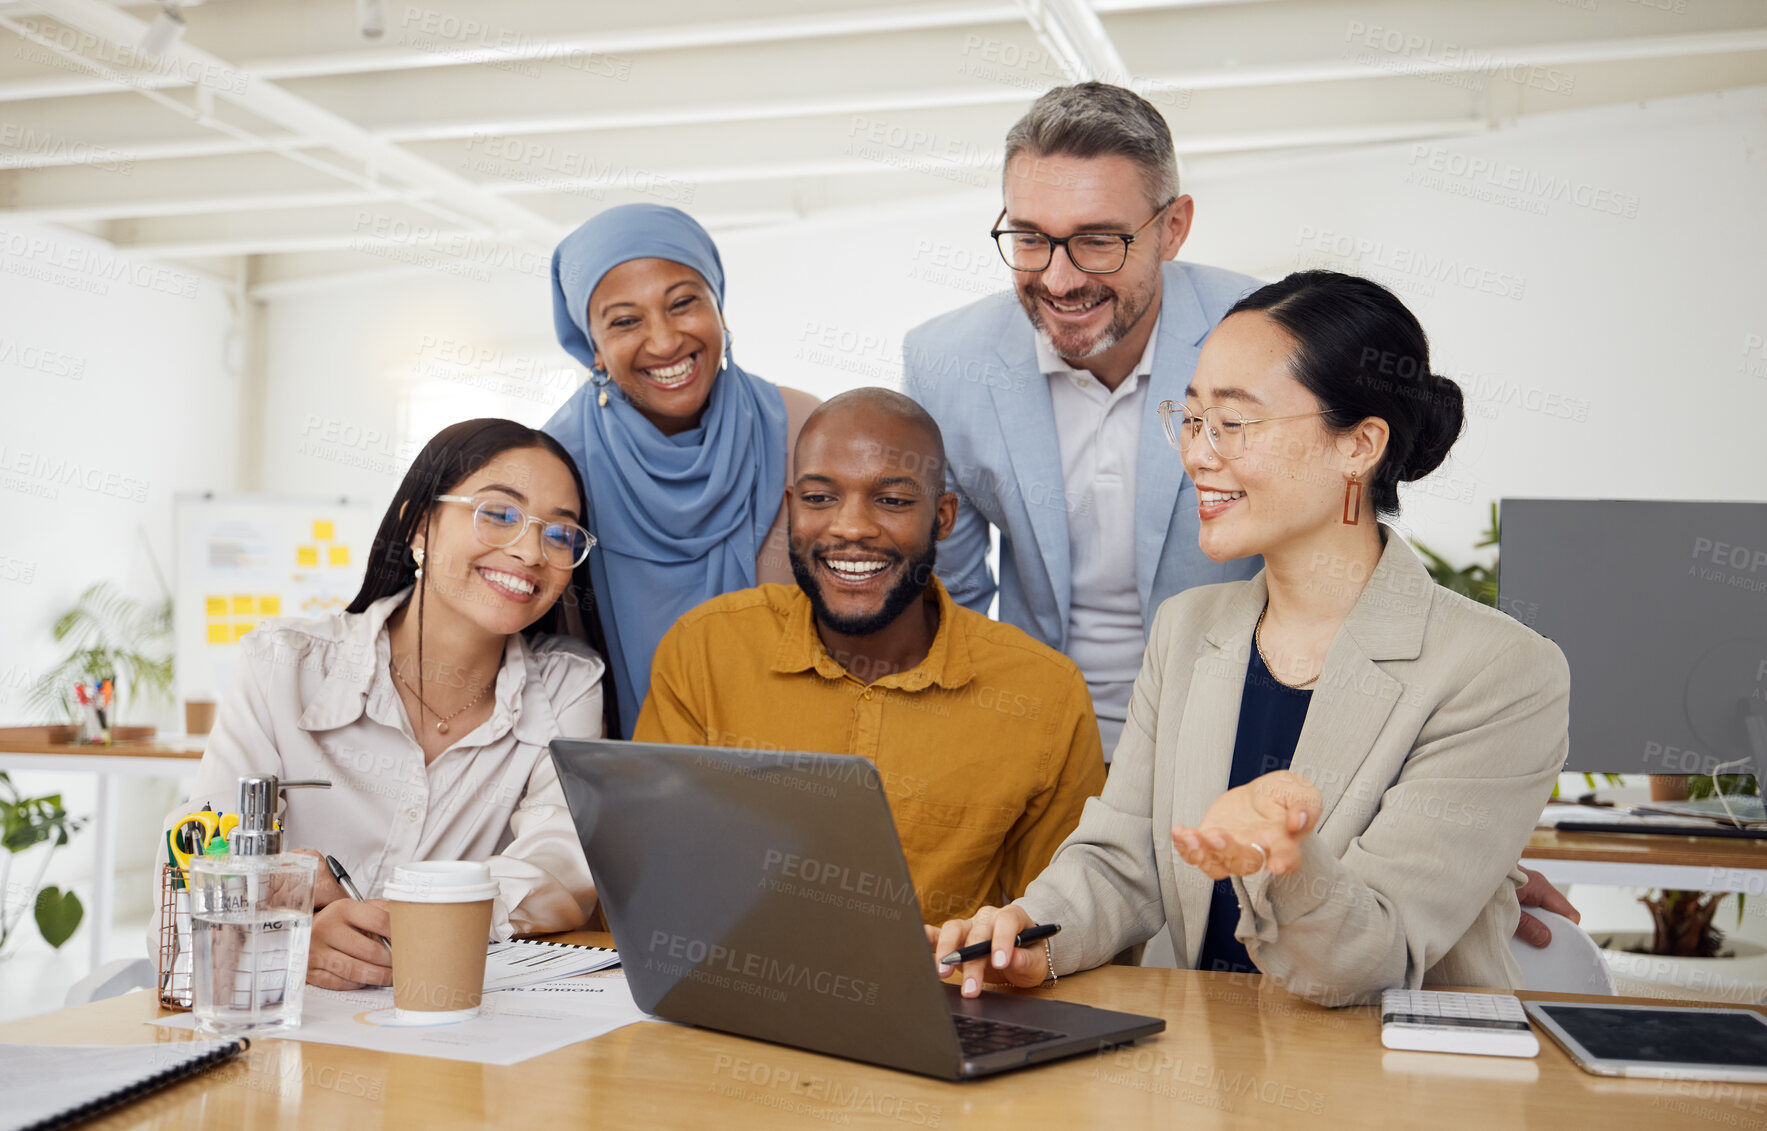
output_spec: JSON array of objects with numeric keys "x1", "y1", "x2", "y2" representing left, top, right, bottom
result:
[{"x1": 928, "y1": 905, "x2": 1048, "y2": 998}]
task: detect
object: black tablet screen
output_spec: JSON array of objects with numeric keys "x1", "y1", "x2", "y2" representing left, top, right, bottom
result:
[{"x1": 1538, "y1": 1005, "x2": 1767, "y2": 1066}]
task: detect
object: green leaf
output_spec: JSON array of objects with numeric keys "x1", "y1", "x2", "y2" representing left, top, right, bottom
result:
[
  {"x1": 33, "y1": 886, "x2": 82, "y2": 949},
  {"x1": 2, "y1": 823, "x2": 49, "y2": 853}
]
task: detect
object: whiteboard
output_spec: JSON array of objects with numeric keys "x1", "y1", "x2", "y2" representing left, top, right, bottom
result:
[{"x1": 174, "y1": 493, "x2": 381, "y2": 701}]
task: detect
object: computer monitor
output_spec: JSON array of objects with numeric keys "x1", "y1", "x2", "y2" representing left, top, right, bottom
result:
[{"x1": 1497, "y1": 499, "x2": 1767, "y2": 779}]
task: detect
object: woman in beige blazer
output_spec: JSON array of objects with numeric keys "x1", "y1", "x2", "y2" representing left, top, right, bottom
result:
[{"x1": 932, "y1": 270, "x2": 1569, "y2": 1006}]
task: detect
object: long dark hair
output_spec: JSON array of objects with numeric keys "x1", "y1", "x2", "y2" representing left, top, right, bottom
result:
[
  {"x1": 345, "y1": 418, "x2": 621, "y2": 738},
  {"x1": 1226, "y1": 270, "x2": 1464, "y2": 517}
]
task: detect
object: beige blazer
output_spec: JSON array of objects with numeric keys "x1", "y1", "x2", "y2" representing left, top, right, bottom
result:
[{"x1": 1017, "y1": 530, "x2": 1569, "y2": 1005}]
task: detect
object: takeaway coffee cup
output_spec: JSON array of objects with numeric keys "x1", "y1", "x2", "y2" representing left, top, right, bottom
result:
[
  {"x1": 184, "y1": 697, "x2": 216, "y2": 736},
  {"x1": 384, "y1": 861, "x2": 498, "y2": 1025}
]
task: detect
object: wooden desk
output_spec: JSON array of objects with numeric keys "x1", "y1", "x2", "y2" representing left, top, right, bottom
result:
[
  {"x1": 4, "y1": 931, "x2": 1764, "y2": 1130},
  {"x1": 0, "y1": 738, "x2": 204, "y2": 969},
  {"x1": 1523, "y1": 827, "x2": 1767, "y2": 892}
]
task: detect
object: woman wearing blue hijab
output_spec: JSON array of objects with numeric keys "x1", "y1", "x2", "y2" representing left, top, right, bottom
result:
[{"x1": 544, "y1": 204, "x2": 819, "y2": 736}]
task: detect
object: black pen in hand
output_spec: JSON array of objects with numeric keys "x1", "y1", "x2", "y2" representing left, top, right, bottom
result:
[
  {"x1": 940, "y1": 923, "x2": 1060, "y2": 967},
  {"x1": 325, "y1": 854, "x2": 391, "y2": 952}
]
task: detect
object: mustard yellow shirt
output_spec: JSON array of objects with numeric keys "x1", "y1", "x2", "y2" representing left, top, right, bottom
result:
[{"x1": 635, "y1": 579, "x2": 1106, "y2": 923}]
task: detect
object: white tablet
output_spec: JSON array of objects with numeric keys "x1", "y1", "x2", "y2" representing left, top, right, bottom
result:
[{"x1": 1524, "y1": 1001, "x2": 1767, "y2": 1083}]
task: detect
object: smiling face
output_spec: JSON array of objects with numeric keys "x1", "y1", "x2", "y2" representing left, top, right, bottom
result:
[
  {"x1": 587, "y1": 257, "x2": 724, "y2": 436},
  {"x1": 413, "y1": 446, "x2": 582, "y2": 637},
  {"x1": 1000, "y1": 151, "x2": 1189, "y2": 363},
  {"x1": 1181, "y1": 312, "x2": 1363, "y2": 563},
  {"x1": 787, "y1": 410, "x2": 958, "y2": 638}
]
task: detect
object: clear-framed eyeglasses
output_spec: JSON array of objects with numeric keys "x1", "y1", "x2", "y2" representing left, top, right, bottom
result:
[
  {"x1": 1157, "y1": 400, "x2": 1332, "y2": 461},
  {"x1": 434, "y1": 495, "x2": 596, "y2": 568},
  {"x1": 990, "y1": 198, "x2": 1175, "y2": 274}
]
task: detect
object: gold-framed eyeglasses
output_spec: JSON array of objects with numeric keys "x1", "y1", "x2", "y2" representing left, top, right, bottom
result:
[
  {"x1": 991, "y1": 198, "x2": 1175, "y2": 274},
  {"x1": 434, "y1": 494, "x2": 596, "y2": 567},
  {"x1": 1157, "y1": 400, "x2": 1332, "y2": 461}
]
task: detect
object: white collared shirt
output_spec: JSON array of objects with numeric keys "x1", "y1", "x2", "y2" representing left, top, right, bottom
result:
[
  {"x1": 1036, "y1": 318, "x2": 1159, "y2": 760},
  {"x1": 169, "y1": 590, "x2": 604, "y2": 940}
]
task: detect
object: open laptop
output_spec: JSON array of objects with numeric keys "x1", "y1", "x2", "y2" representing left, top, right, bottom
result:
[{"x1": 550, "y1": 739, "x2": 1165, "y2": 1080}]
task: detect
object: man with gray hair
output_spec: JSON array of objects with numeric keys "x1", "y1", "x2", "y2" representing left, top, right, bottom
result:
[
  {"x1": 902, "y1": 82, "x2": 1580, "y2": 954},
  {"x1": 903, "y1": 81, "x2": 1260, "y2": 761}
]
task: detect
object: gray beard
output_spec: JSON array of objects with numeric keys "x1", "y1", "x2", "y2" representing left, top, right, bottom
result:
[
  {"x1": 1021, "y1": 289, "x2": 1147, "y2": 362},
  {"x1": 1034, "y1": 323, "x2": 1121, "y2": 361}
]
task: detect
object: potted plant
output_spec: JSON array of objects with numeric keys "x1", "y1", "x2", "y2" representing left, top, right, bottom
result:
[
  {"x1": 1411, "y1": 502, "x2": 1499, "y2": 606},
  {"x1": 26, "y1": 582, "x2": 173, "y2": 730},
  {"x1": 0, "y1": 771, "x2": 85, "y2": 953}
]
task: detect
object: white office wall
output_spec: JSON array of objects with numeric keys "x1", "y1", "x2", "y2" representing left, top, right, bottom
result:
[
  {"x1": 0, "y1": 218, "x2": 239, "y2": 945},
  {"x1": 255, "y1": 266, "x2": 566, "y2": 505},
  {"x1": 1184, "y1": 85, "x2": 1767, "y2": 554},
  {"x1": 1, "y1": 219, "x2": 242, "y2": 723},
  {"x1": 257, "y1": 85, "x2": 1767, "y2": 564}
]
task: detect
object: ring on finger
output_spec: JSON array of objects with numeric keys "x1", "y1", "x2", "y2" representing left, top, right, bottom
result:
[{"x1": 1249, "y1": 842, "x2": 1269, "y2": 871}]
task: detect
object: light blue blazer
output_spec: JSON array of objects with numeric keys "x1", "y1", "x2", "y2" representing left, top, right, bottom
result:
[{"x1": 902, "y1": 260, "x2": 1265, "y2": 652}]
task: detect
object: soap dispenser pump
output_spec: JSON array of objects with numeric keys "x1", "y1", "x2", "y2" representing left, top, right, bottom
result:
[{"x1": 229, "y1": 775, "x2": 331, "y2": 856}]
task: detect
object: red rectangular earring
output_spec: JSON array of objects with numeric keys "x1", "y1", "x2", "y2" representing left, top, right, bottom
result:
[{"x1": 1342, "y1": 471, "x2": 1362, "y2": 526}]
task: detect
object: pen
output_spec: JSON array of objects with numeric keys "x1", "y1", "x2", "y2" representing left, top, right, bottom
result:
[
  {"x1": 325, "y1": 854, "x2": 391, "y2": 951},
  {"x1": 325, "y1": 854, "x2": 366, "y2": 902},
  {"x1": 940, "y1": 923, "x2": 1061, "y2": 967}
]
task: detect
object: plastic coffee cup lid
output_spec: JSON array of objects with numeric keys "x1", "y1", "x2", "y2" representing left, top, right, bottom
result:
[{"x1": 382, "y1": 860, "x2": 498, "y2": 903}]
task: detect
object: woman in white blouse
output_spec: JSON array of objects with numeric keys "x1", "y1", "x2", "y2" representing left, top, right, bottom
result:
[{"x1": 174, "y1": 418, "x2": 613, "y2": 989}]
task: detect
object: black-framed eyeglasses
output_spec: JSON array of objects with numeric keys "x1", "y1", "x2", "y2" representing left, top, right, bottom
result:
[
  {"x1": 990, "y1": 198, "x2": 1175, "y2": 274},
  {"x1": 1157, "y1": 401, "x2": 1332, "y2": 460},
  {"x1": 435, "y1": 494, "x2": 596, "y2": 567}
]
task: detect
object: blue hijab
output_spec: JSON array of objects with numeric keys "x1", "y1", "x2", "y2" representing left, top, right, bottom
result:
[{"x1": 542, "y1": 204, "x2": 787, "y2": 736}]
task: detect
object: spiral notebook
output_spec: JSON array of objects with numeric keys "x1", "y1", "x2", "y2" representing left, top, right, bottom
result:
[{"x1": 0, "y1": 1039, "x2": 249, "y2": 1131}]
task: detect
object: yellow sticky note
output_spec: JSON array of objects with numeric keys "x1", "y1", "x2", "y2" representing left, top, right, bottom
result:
[
  {"x1": 207, "y1": 623, "x2": 230, "y2": 644},
  {"x1": 297, "y1": 546, "x2": 319, "y2": 567},
  {"x1": 328, "y1": 545, "x2": 351, "y2": 567},
  {"x1": 234, "y1": 622, "x2": 255, "y2": 641},
  {"x1": 313, "y1": 520, "x2": 335, "y2": 541},
  {"x1": 259, "y1": 595, "x2": 281, "y2": 615},
  {"x1": 205, "y1": 596, "x2": 226, "y2": 617},
  {"x1": 231, "y1": 594, "x2": 254, "y2": 614}
]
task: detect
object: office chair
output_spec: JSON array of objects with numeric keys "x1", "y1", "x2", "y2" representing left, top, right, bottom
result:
[{"x1": 1507, "y1": 909, "x2": 1616, "y2": 995}]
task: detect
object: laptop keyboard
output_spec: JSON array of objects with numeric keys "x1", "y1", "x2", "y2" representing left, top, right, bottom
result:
[{"x1": 952, "y1": 1014, "x2": 1066, "y2": 1058}]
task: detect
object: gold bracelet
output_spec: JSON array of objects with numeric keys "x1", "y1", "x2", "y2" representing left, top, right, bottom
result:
[{"x1": 1040, "y1": 938, "x2": 1058, "y2": 988}]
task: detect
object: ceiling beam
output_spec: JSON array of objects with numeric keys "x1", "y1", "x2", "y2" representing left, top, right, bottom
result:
[
  {"x1": 10, "y1": 0, "x2": 564, "y2": 246},
  {"x1": 1, "y1": 73, "x2": 1492, "y2": 223},
  {"x1": 0, "y1": 0, "x2": 1263, "y2": 101},
  {"x1": 4, "y1": 7, "x2": 1762, "y2": 168},
  {"x1": 1015, "y1": 0, "x2": 1131, "y2": 82},
  {"x1": 5, "y1": 41, "x2": 1763, "y2": 227},
  {"x1": 0, "y1": 1, "x2": 1026, "y2": 100}
]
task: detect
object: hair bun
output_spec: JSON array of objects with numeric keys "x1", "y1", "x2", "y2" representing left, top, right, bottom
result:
[{"x1": 1400, "y1": 372, "x2": 1465, "y2": 481}]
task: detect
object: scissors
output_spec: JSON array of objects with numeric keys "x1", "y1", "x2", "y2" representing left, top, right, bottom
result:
[{"x1": 168, "y1": 809, "x2": 241, "y2": 866}]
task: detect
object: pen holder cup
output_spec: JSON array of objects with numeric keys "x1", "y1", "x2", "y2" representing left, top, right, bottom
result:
[{"x1": 156, "y1": 863, "x2": 193, "y2": 1011}]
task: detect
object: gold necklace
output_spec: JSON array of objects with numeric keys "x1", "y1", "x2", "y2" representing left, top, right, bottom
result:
[
  {"x1": 1255, "y1": 605, "x2": 1318, "y2": 690},
  {"x1": 394, "y1": 665, "x2": 495, "y2": 734}
]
